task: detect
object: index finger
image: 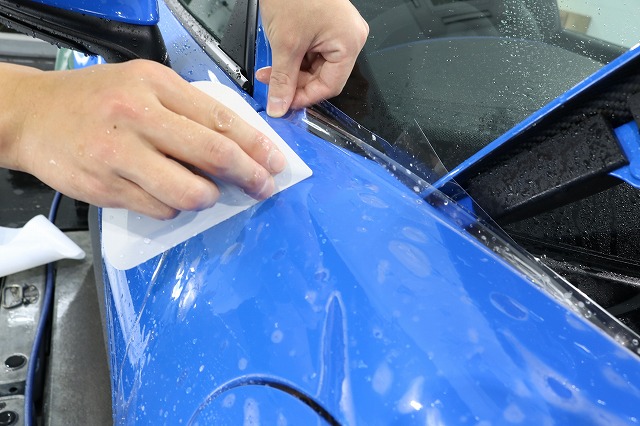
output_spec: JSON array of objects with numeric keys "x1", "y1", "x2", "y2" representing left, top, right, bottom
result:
[
  {"x1": 154, "y1": 74, "x2": 286, "y2": 175},
  {"x1": 291, "y1": 59, "x2": 355, "y2": 109}
]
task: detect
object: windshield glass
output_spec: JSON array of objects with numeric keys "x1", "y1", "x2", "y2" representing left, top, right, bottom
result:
[{"x1": 331, "y1": 0, "x2": 639, "y2": 169}]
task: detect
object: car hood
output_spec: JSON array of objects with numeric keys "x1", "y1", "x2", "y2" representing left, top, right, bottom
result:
[{"x1": 101, "y1": 115, "x2": 640, "y2": 424}]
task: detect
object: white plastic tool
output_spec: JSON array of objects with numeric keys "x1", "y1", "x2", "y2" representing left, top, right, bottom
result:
[
  {"x1": 0, "y1": 215, "x2": 86, "y2": 278},
  {"x1": 102, "y1": 80, "x2": 313, "y2": 270}
]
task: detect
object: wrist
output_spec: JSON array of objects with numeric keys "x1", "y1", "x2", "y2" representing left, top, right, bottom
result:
[{"x1": 0, "y1": 63, "x2": 42, "y2": 172}]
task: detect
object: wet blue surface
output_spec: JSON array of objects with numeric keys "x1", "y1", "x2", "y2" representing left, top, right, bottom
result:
[
  {"x1": 102, "y1": 119, "x2": 640, "y2": 424},
  {"x1": 31, "y1": 0, "x2": 158, "y2": 24},
  {"x1": 94, "y1": 2, "x2": 640, "y2": 424}
]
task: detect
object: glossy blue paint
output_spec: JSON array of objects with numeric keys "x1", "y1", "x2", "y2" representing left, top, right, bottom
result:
[
  {"x1": 611, "y1": 121, "x2": 640, "y2": 188},
  {"x1": 71, "y1": 51, "x2": 105, "y2": 68},
  {"x1": 30, "y1": 0, "x2": 158, "y2": 24},
  {"x1": 253, "y1": 15, "x2": 271, "y2": 113},
  {"x1": 102, "y1": 114, "x2": 640, "y2": 424},
  {"x1": 92, "y1": 2, "x2": 640, "y2": 424}
]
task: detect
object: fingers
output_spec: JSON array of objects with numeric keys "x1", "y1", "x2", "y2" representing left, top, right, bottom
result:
[
  {"x1": 291, "y1": 58, "x2": 356, "y2": 110},
  {"x1": 117, "y1": 148, "x2": 220, "y2": 213},
  {"x1": 157, "y1": 79, "x2": 286, "y2": 170},
  {"x1": 254, "y1": 66, "x2": 272, "y2": 86},
  {"x1": 105, "y1": 179, "x2": 179, "y2": 220},
  {"x1": 263, "y1": 41, "x2": 306, "y2": 117},
  {"x1": 70, "y1": 171, "x2": 180, "y2": 220},
  {"x1": 11, "y1": 60, "x2": 289, "y2": 218},
  {"x1": 256, "y1": 0, "x2": 369, "y2": 116},
  {"x1": 255, "y1": 56, "x2": 356, "y2": 111},
  {"x1": 138, "y1": 97, "x2": 285, "y2": 200}
]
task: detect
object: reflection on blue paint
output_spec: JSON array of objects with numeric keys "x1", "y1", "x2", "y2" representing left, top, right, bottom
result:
[
  {"x1": 94, "y1": 2, "x2": 640, "y2": 425},
  {"x1": 30, "y1": 0, "x2": 158, "y2": 24},
  {"x1": 101, "y1": 116, "x2": 640, "y2": 424}
]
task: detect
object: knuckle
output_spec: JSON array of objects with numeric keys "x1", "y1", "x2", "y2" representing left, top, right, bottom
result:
[
  {"x1": 82, "y1": 177, "x2": 115, "y2": 207},
  {"x1": 154, "y1": 207, "x2": 180, "y2": 220},
  {"x1": 126, "y1": 60, "x2": 181, "y2": 94},
  {"x1": 360, "y1": 20, "x2": 370, "y2": 39},
  {"x1": 326, "y1": 86, "x2": 344, "y2": 99},
  {"x1": 268, "y1": 69, "x2": 294, "y2": 87},
  {"x1": 204, "y1": 137, "x2": 236, "y2": 172},
  {"x1": 207, "y1": 102, "x2": 236, "y2": 132},
  {"x1": 88, "y1": 136, "x2": 120, "y2": 164},
  {"x1": 65, "y1": 173, "x2": 84, "y2": 195},
  {"x1": 273, "y1": 33, "x2": 301, "y2": 53},
  {"x1": 100, "y1": 89, "x2": 143, "y2": 122},
  {"x1": 125, "y1": 59, "x2": 164, "y2": 79}
]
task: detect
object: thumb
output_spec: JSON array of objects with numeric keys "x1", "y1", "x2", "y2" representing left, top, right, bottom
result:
[{"x1": 265, "y1": 48, "x2": 302, "y2": 118}]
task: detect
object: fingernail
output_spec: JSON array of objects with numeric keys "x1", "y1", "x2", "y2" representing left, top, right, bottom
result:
[
  {"x1": 268, "y1": 149, "x2": 286, "y2": 173},
  {"x1": 267, "y1": 97, "x2": 287, "y2": 118}
]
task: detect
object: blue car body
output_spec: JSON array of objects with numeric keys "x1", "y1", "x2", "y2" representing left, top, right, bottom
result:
[
  {"x1": 46, "y1": 0, "x2": 640, "y2": 424},
  {"x1": 30, "y1": 0, "x2": 159, "y2": 24}
]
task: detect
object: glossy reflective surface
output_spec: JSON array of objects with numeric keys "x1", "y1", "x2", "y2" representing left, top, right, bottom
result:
[
  {"x1": 31, "y1": 0, "x2": 158, "y2": 24},
  {"x1": 103, "y1": 115, "x2": 640, "y2": 424},
  {"x1": 96, "y1": 2, "x2": 640, "y2": 425}
]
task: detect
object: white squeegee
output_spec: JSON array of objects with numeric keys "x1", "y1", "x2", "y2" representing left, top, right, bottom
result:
[{"x1": 102, "y1": 81, "x2": 313, "y2": 270}]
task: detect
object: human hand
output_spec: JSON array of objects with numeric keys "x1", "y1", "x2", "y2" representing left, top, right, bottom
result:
[
  {"x1": 0, "y1": 61, "x2": 286, "y2": 219},
  {"x1": 255, "y1": 0, "x2": 369, "y2": 117}
]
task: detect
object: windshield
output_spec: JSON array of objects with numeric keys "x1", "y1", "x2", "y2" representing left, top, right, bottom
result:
[{"x1": 331, "y1": 0, "x2": 638, "y2": 169}]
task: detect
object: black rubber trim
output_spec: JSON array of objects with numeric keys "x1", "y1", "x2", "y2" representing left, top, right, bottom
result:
[
  {"x1": 188, "y1": 376, "x2": 341, "y2": 426},
  {"x1": 628, "y1": 92, "x2": 640, "y2": 126},
  {"x1": 0, "y1": 0, "x2": 169, "y2": 64},
  {"x1": 220, "y1": 0, "x2": 250, "y2": 73}
]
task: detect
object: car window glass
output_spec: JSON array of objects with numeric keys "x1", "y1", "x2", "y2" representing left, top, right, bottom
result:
[
  {"x1": 175, "y1": 0, "x2": 253, "y2": 78},
  {"x1": 178, "y1": 0, "x2": 236, "y2": 41},
  {"x1": 332, "y1": 0, "x2": 637, "y2": 170}
]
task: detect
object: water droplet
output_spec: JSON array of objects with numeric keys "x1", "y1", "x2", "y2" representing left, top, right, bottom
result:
[
  {"x1": 222, "y1": 393, "x2": 236, "y2": 408},
  {"x1": 359, "y1": 193, "x2": 389, "y2": 208},
  {"x1": 389, "y1": 241, "x2": 431, "y2": 277},
  {"x1": 490, "y1": 292, "x2": 528, "y2": 321},
  {"x1": 271, "y1": 329, "x2": 284, "y2": 343},
  {"x1": 372, "y1": 362, "x2": 393, "y2": 395},
  {"x1": 238, "y1": 358, "x2": 248, "y2": 370}
]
